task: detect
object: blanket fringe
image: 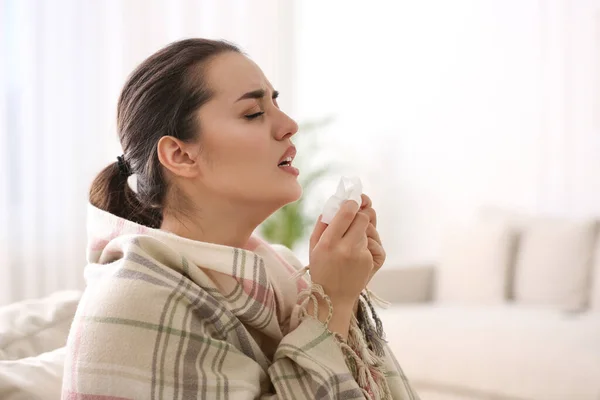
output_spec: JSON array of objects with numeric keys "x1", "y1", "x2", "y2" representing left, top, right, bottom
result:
[
  {"x1": 296, "y1": 282, "x2": 393, "y2": 399},
  {"x1": 365, "y1": 287, "x2": 391, "y2": 309},
  {"x1": 288, "y1": 265, "x2": 310, "y2": 281},
  {"x1": 290, "y1": 265, "x2": 391, "y2": 310}
]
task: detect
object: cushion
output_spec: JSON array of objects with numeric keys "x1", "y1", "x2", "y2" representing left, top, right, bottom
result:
[
  {"x1": 436, "y1": 220, "x2": 515, "y2": 304},
  {"x1": 0, "y1": 347, "x2": 65, "y2": 400},
  {"x1": 0, "y1": 291, "x2": 81, "y2": 360},
  {"x1": 369, "y1": 266, "x2": 435, "y2": 303},
  {"x1": 514, "y1": 218, "x2": 596, "y2": 310}
]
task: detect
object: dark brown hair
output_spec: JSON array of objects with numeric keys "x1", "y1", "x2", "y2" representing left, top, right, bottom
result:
[{"x1": 89, "y1": 39, "x2": 240, "y2": 228}]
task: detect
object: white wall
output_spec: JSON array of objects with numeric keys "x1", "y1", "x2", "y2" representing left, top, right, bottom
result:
[{"x1": 294, "y1": 0, "x2": 600, "y2": 266}]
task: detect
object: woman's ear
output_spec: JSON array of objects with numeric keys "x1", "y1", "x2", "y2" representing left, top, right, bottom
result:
[{"x1": 157, "y1": 136, "x2": 202, "y2": 178}]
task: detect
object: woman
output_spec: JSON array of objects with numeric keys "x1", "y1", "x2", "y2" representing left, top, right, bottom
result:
[{"x1": 62, "y1": 39, "x2": 419, "y2": 400}]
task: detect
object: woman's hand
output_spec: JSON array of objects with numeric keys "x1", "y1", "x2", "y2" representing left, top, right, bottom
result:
[
  {"x1": 359, "y1": 194, "x2": 386, "y2": 286},
  {"x1": 308, "y1": 200, "x2": 373, "y2": 305},
  {"x1": 307, "y1": 194, "x2": 385, "y2": 296}
]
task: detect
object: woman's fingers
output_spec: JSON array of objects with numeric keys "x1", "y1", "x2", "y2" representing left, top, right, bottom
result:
[
  {"x1": 343, "y1": 211, "x2": 370, "y2": 244},
  {"x1": 360, "y1": 194, "x2": 372, "y2": 209},
  {"x1": 367, "y1": 237, "x2": 386, "y2": 270},
  {"x1": 310, "y1": 215, "x2": 327, "y2": 253},
  {"x1": 321, "y1": 200, "x2": 360, "y2": 243},
  {"x1": 361, "y1": 207, "x2": 377, "y2": 228},
  {"x1": 359, "y1": 194, "x2": 377, "y2": 228},
  {"x1": 315, "y1": 194, "x2": 379, "y2": 250},
  {"x1": 366, "y1": 222, "x2": 381, "y2": 245}
]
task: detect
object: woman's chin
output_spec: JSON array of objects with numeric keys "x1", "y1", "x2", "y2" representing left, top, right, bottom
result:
[{"x1": 278, "y1": 181, "x2": 303, "y2": 205}]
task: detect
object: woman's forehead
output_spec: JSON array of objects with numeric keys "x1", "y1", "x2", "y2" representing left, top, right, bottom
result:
[{"x1": 206, "y1": 52, "x2": 273, "y2": 100}]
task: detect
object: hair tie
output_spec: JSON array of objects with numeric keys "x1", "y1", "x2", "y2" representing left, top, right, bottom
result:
[{"x1": 116, "y1": 155, "x2": 132, "y2": 177}]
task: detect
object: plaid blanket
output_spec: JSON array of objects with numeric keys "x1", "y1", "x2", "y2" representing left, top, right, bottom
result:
[{"x1": 62, "y1": 205, "x2": 419, "y2": 399}]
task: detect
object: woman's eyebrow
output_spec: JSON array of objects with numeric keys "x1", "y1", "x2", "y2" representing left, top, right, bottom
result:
[{"x1": 236, "y1": 89, "x2": 279, "y2": 102}]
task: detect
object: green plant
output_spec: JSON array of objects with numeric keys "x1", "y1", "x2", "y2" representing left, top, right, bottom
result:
[{"x1": 260, "y1": 117, "x2": 334, "y2": 249}]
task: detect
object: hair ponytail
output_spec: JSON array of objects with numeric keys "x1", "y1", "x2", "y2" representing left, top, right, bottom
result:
[{"x1": 89, "y1": 162, "x2": 163, "y2": 228}]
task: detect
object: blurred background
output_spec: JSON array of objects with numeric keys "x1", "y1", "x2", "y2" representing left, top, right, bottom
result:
[{"x1": 1, "y1": 1, "x2": 600, "y2": 398}]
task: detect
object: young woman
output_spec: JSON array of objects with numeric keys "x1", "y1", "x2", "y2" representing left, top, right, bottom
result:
[{"x1": 62, "y1": 38, "x2": 419, "y2": 400}]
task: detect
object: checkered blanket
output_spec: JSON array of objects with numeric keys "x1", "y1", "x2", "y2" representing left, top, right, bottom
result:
[{"x1": 61, "y1": 205, "x2": 419, "y2": 399}]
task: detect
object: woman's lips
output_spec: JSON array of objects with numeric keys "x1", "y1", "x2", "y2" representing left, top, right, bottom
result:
[
  {"x1": 278, "y1": 145, "x2": 297, "y2": 165},
  {"x1": 278, "y1": 164, "x2": 299, "y2": 176}
]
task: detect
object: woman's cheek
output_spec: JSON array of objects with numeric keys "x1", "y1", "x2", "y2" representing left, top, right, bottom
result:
[{"x1": 239, "y1": 129, "x2": 271, "y2": 156}]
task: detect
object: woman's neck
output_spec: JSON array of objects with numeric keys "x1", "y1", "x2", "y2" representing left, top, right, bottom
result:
[{"x1": 160, "y1": 200, "x2": 272, "y2": 249}]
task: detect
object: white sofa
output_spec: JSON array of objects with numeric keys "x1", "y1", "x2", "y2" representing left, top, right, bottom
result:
[
  {"x1": 370, "y1": 210, "x2": 600, "y2": 400},
  {"x1": 2, "y1": 209, "x2": 600, "y2": 400}
]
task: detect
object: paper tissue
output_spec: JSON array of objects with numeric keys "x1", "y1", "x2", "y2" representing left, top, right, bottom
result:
[{"x1": 321, "y1": 176, "x2": 363, "y2": 224}]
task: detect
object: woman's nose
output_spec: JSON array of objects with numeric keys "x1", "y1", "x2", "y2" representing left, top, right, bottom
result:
[{"x1": 275, "y1": 110, "x2": 299, "y2": 141}]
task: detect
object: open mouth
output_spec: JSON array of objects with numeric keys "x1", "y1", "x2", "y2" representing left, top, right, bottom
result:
[{"x1": 278, "y1": 157, "x2": 293, "y2": 167}]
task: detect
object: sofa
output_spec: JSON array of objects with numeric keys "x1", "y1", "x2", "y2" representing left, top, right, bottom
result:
[
  {"x1": 368, "y1": 209, "x2": 600, "y2": 400},
  {"x1": 2, "y1": 209, "x2": 599, "y2": 400}
]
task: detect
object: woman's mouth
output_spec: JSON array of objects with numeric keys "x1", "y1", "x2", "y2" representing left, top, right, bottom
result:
[
  {"x1": 278, "y1": 157, "x2": 299, "y2": 176},
  {"x1": 278, "y1": 157, "x2": 293, "y2": 167},
  {"x1": 278, "y1": 146, "x2": 299, "y2": 176}
]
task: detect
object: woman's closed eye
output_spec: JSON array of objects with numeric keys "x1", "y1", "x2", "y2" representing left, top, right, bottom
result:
[{"x1": 245, "y1": 111, "x2": 264, "y2": 120}]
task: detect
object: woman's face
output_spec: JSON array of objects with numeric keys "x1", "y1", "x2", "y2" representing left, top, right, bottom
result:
[{"x1": 191, "y1": 52, "x2": 301, "y2": 210}]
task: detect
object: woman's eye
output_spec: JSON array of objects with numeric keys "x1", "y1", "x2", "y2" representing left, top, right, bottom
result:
[{"x1": 245, "y1": 111, "x2": 264, "y2": 120}]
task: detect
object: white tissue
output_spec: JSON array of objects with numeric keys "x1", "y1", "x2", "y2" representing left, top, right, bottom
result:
[{"x1": 321, "y1": 176, "x2": 363, "y2": 224}]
